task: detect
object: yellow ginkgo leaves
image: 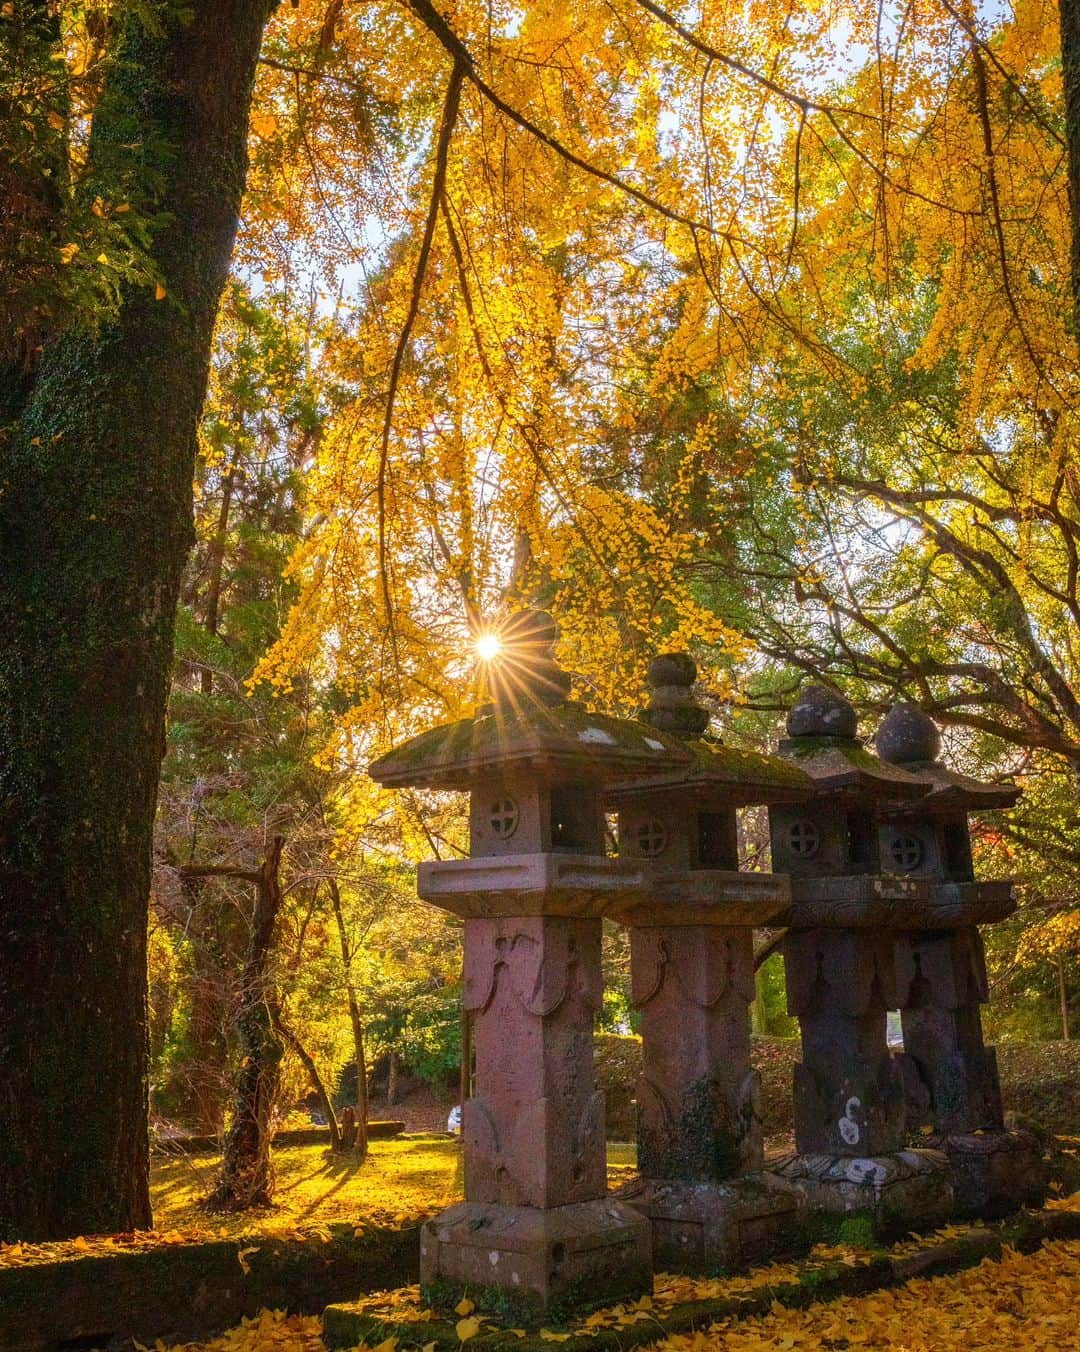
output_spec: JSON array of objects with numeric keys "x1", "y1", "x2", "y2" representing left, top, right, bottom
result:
[
  {"x1": 250, "y1": 110, "x2": 278, "y2": 139},
  {"x1": 453, "y1": 1296, "x2": 481, "y2": 1344}
]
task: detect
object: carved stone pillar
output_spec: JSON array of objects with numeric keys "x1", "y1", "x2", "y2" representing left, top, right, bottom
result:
[
  {"x1": 462, "y1": 916, "x2": 606, "y2": 1209},
  {"x1": 895, "y1": 926, "x2": 1003, "y2": 1135},
  {"x1": 784, "y1": 928, "x2": 906, "y2": 1158},
  {"x1": 876, "y1": 702, "x2": 1046, "y2": 1218},
  {"x1": 633, "y1": 925, "x2": 760, "y2": 1181},
  {"x1": 895, "y1": 923, "x2": 1045, "y2": 1215},
  {"x1": 607, "y1": 655, "x2": 807, "y2": 1271},
  {"x1": 616, "y1": 918, "x2": 802, "y2": 1271},
  {"x1": 768, "y1": 688, "x2": 952, "y2": 1231}
]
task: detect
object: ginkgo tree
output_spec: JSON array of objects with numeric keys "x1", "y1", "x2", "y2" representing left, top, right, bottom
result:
[{"x1": 258, "y1": 0, "x2": 1080, "y2": 817}]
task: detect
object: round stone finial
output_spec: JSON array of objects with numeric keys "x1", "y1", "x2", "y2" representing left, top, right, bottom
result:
[
  {"x1": 875, "y1": 702, "x2": 941, "y2": 765},
  {"x1": 500, "y1": 608, "x2": 558, "y2": 648},
  {"x1": 644, "y1": 651, "x2": 709, "y2": 738},
  {"x1": 787, "y1": 684, "x2": 859, "y2": 739},
  {"x1": 490, "y1": 609, "x2": 572, "y2": 708},
  {"x1": 647, "y1": 652, "x2": 697, "y2": 688}
]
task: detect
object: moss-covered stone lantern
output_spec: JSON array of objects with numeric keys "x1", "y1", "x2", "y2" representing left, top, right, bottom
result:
[
  {"x1": 768, "y1": 687, "x2": 953, "y2": 1230},
  {"x1": 875, "y1": 703, "x2": 1046, "y2": 1217},
  {"x1": 604, "y1": 654, "x2": 811, "y2": 1272},
  {"x1": 367, "y1": 612, "x2": 691, "y2": 1316}
]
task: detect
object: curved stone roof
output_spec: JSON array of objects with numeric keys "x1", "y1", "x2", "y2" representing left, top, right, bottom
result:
[
  {"x1": 777, "y1": 735, "x2": 930, "y2": 800},
  {"x1": 368, "y1": 700, "x2": 691, "y2": 790},
  {"x1": 874, "y1": 703, "x2": 1020, "y2": 812},
  {"x1": 606, "y1": 736, "x2": 813, "y2": 808}
]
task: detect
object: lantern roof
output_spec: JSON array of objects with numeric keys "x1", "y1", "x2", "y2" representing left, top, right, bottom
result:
[
  {"x1": 606, "y1": 653, "x2": 813, "y2": 807},
  {"x1": 874, "y1": 703, "x2": 1020, "y2": 812},
  {"x1": 777, "y1": 686, "x2": 929, "y2": 801},
  {"x1": 367, "y1": 613, "x2": 691, "y2": 791}
]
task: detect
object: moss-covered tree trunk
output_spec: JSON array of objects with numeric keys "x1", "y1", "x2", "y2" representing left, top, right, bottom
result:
[
  {"x1": 206, "y1": 837, "x2": 286, "y2": 1211},
  {"x1": 1062, "y1": 0, "x2": 1080, "y2": 331},
  {"x1": 0, "y1": 0, "x2": 276, "y2": 1241}
]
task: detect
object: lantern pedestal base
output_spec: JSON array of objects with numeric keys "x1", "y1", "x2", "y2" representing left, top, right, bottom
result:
[
  {"x1": 928, "y1": 1129, "x2": 1045, "y2": 1219},
  {"x1": 617, "y1": 1172, "x2": 804, "y2": 1274},
  {"x1": 770, "y1": 1148, "x2": 951, "y2": 1237},
  {"x1": 419, "y1": 1198, "x2": 651, "y2": 1317}
]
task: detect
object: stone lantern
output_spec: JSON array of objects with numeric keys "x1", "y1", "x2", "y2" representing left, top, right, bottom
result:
[
  {"x1": 768, "y1": 687, "x2": 953, "y2": 1229},
  {"x1": 605, "y1": 654, "x2": 812, "y2": 1272},
  {"x1": 875, "y1": 703, "x2": 1046, "y2": 1217},
  {"x1": 367, "y1": 612, "x2": 691, "y2": 1316}
]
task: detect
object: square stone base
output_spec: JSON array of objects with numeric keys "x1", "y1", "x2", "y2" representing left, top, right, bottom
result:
[
  {"x1": 419, "y1": 1198, "x2": 651, "y2": 1318},
  {"x1": 770, "y1": 1148, "x2": 952, "y2": 1238},
  {"x1": 617, "y1": 1173, "x2": 805, "y2": 1274},
  {"x1": 930, "y1": 1129, "x2": 1047, "y2": 1219}
]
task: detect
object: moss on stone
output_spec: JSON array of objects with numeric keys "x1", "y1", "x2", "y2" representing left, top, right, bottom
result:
[
  {"x1": 369, "y1": 702, "x2": 689, "y2": 789},
  {"x1": 0, "y1": 1223, "x2": 417, "y2": 1351},
  {"x1": 325, "y1": 1208, "x2": 1080, "y2": 1350}
]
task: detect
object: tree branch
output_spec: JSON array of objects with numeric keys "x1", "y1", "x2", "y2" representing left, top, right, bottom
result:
[{"x1": 376, "y1": 57, "x2": 464, "y2": 661}]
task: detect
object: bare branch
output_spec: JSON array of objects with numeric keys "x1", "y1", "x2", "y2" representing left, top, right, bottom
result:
[{"x1": 376, "y1": 58, "x2": 465, "y2": 659}]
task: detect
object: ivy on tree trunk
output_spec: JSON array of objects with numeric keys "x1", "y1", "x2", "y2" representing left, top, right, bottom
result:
[
  {"x1": 204, "y1": 836, "x2": 286, "y2": 1212},
  {"x1": 1061, "y1": 0, "x2": 1080, "y2": 333},
  {"x1": 0, "y1": 0, "x2": 278, "y2": 1242}
]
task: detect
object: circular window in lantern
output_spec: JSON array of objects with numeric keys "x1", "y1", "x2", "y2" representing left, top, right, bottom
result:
[
  {"x1": 489, "y1": 797, "x2": 520, "y2": 840},
  {"x1": 888, "y1": 834, "x2": 924, "y2": 872},
  {"x1": 787, "y1": 819, "x2": 821, "y2": 859},
  {"x1": 635, "y1": 818, "x2": 668, "y2": 858}
]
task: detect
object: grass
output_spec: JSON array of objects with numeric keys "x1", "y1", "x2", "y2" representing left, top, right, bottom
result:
[{"x1": 150, "y1": 1136, "x2": 639, "y2": 1240}]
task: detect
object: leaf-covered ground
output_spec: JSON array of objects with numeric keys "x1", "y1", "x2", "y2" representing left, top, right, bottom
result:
[
  {"x1": 146, "y1": 1231, "x2": 1080, "y2": 1350},
  {"x1": 151, "y1": 1139, "x2": 635, "y2": 1238},
  {"x1": 0, "y1": 1138, "x2": 637, "y2": 1266},
  {"x1": 6, "y1": 1138, "x2": 1080, "y2": 1350},
  {"x1": 654, "y1": 1238, "x2": 1080, "y2": 1352},
  {"x1": 152, "y1": 1138, "x2": 465, "y2": 1237}
]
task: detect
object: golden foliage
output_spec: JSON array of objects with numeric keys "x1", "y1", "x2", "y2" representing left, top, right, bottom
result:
[
  {"x1": 1019, "y1": 911, "x2": 1080, "y2": 963},
  {"x1": 226, "y1": 0, "x2": 1076, "y2": 857}
]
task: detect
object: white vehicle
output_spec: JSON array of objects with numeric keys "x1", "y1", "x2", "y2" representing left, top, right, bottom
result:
[{"x1": 446, "y1": 1104, "x2": 462, "y2": 1135}]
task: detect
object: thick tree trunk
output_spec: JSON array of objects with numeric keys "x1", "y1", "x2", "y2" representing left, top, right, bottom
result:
[
  {"x1": 0, "y1": 0, "x2": 276, "y2": 1241},
  {"x1": 206, "y1": 837, "x2": 285, "y2": 1211},
  {"x1": 1061, "y1": 0, "x2": 1080, "y2": 331}
]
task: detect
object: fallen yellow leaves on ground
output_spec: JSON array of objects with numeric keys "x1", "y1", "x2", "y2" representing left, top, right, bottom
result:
[
  {"x1": 149, "y1": 1139, "x2": 463, "y2": 1241},
  {"x1": 653, "y1": 1238, "x2": 1080, "y2": 1352},
  {"x1": 0, "y1": 1140, "x2": 638, "y2": 1269},
  {"x1": 144, "y1": 1236, "x2": 1080, "y2": 1350},
  {"x1": 140, "y1": 1308, "x2": 326, "y2": 1351},
  {"x1": 0, "y1": 1225, "x2": 225, "y2": 1269},
  {"x1": 315, "y1": 1192, "x2": 1080, "y2": 1344}
]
